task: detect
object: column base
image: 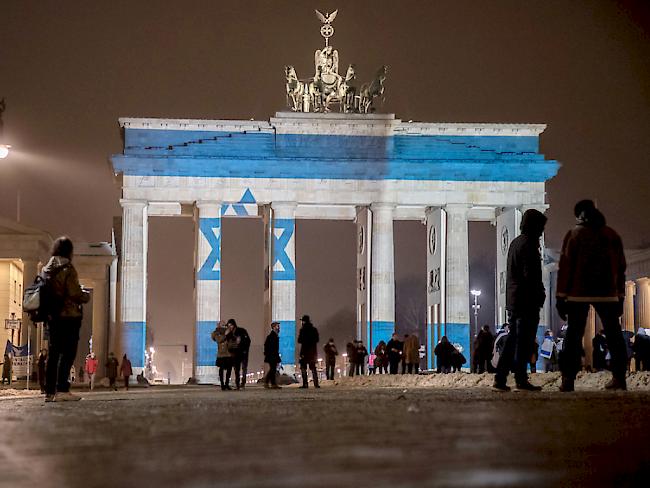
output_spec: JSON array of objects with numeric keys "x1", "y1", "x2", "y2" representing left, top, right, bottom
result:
[
  {"x1": 445, "y1": 323, "x2": 470, "y2": 370},
  {"x1": 371, "y1": 321, "x2": 394, "y2": 350},
  {"x1": 278, "y1": 320, "x2": 296, "y2": 369},
  {"x1": 195, "y1": 366, "x2": 219, "y2": 384}
]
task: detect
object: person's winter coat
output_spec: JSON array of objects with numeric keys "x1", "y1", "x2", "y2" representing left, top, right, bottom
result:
[
  {"x1": 506, "y1": 210, "x2": 547, "y2": 313},
  {"x1": 475, "y1": 329, "x2": 495, "y2": 360},
  {"x1": 85, "y1": 357, "x2": 98, "y2": 375},
  {"x1": 324, "y1": 342, "x2": 338, "y2": 362},
  {"x1": 403, "y1": 335, "x2": 420, "y2": 364},
  {"x1": 298, "y1": 321, "x2": 319, "y2": 363},
  {"x1": 2, "y1": 356, "x2": 12, "y2": 379},
  {"x1": 386, "y1": 339, "x2": 403, "y2": 362},
  {"x1": 374, "y1": 342, "x2": 388, "y2": 367},
  {"x1": 106, "y1": 357, "x2": 119, "y2": 379},
  {"x1": 356, "y1": 344, "x2": 368, "y2": 363},
  {"x1": 41, "y1": 256, "x2": 90, "y2": 319},
  {"x1": 264, "y1": 329, "x2": 280, "y2": 364},
  {"x1": 434, "y1": 338, "x2": 456, "y2": 368},
  {"x1": 346, "y1": 342, "x2": 357, "y2": 364},
  {"x1": 120, "y1": 358, "x2": 133, "y2": 377},
  {"x1": 211, "y1": 325, "x2": 229, "y2": 359},
  {"x1": 226, "y1": 327, "x2": 251, "y2": 359},
  {"x1": 557, "y1": 208, "x2": 626, "y2": 302}
]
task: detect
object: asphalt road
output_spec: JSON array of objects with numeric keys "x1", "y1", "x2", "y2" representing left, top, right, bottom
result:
[{"x1": 1, "y1": 385, "x2": 648, "y2": 487}]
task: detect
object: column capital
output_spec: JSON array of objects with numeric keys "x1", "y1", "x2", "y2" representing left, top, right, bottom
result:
[
  {"x1": 196, "y1": 200, "x2": 222, "y2": 209},
  {"x1": 636, "y1": 277, "x2": 650, "y2": 285},
  {"x1": 370, "y1": 202, "x2": 395, "y2": 212},
  {"x1": 444, "y1": 203, "x2": 470, "y2": 212},
  {"x1": 119, "y1": 199, "x2": 147, "y2": 209},
  {"x1": 271, "y1": 201, "x2": 297, "y2": 210}
]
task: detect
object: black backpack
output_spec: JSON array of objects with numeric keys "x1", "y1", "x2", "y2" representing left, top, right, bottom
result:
[{"x1": 23, "y1": 265, "x2": 67, "y2": 323}]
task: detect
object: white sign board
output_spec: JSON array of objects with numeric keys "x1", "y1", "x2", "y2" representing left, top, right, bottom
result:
[{"x1": 4, "y1": 319, "x2": 21, "y2": 330}]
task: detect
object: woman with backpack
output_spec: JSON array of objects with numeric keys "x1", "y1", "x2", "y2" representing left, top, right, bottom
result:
[{"x1": 43, "y1": 236, "x2": 90, "y2": 402}]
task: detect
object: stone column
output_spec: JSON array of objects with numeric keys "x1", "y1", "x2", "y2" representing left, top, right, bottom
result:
[
  {"x1": 356, "y1": 207, "x2": 371, "y2": 347},
  {"x1": 637, "y1": 278, "x2": 650, "y2": 329},
  {"x1": 370, "y1": 203, "x2": 395, "y2": 347},
  {"x1": 119, "y1": 200, "x2": 148, "y2": 373},
  {"x1": 425, "y1": 208, "x2": 446, "y2": 370},
  {"x1": 623, "y1": 281, "x2": 636, "y2": 333},
  {"x1": 194, "y1": 202, "x2": 222, "y2": 383},
  {"x1": 271, "y1": 203, "x2": 297, "y2": 370},
  {"x1": 90, "y1": 277, "x2": 108, "y2": 378},
  {"x1": 445, "y1": 204, "x2": 470, "y2": 359}
]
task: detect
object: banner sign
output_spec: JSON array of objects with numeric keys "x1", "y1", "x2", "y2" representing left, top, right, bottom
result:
[{"x1": 4, "y1": 340, "x2": 33, "y2": 378}]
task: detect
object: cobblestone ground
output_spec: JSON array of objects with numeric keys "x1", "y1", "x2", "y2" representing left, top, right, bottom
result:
[{"x1": 0, "y1": 384, "x2": 648, "y2": 488}]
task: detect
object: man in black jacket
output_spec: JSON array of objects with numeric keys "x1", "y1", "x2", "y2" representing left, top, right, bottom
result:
[
  {"x1": 225, "y1": 319, "x2": 251, "y2": 390},
  {"x1": 263, "y1": 322, "x2": 281, "y2": 389},
  {"x1": 298, "y1": 315, "x2": 320, "y2": 388},
  {"x1": 493, "y1": 209, "x2": 547, "y2": 392}
]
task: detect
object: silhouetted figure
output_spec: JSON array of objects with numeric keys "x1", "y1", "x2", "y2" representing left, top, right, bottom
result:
[
  {"x1": 435, "y1": 336, "x2": 456, "y2": 373},
  {"x1": 540, "y1": 330, "x2": 558, "y2": 372},
  {"x1": 374, "y1": 341, "x2": 388, "y2": 374},
  {"x1": 211, "y1": 322, "x2": 232, "y2": 390},
  {"x1": 43, "y1": 236, "x2": 90, "y2": 402},
  {"x1": 225, "y1": 319, "x2": 250, "y2": 390},
  {"x1": 1, "y1": 354, "x2": 12, "y2": 385},
  {"x1": 298, "y1": 315, "x2": 319, "y2": 388},
  {"x1": 386, "y1": 333, "x2": 403, "y2": 374},
  {"x1": 120, "y1": 354, "x2": 133, "y2": 390},
  {"x1": 323, "y1": 338, "x2": 338, "y2": 380},
  {"x1": 557, "y1": 200, "x2": 628, "y2": 392},
  {"x1": 346, "y1": 342, "x2": 356, "y2": 376},
  {"x1": 263, "y1": 322, "x2": 281, "y2": 388},
  {"x1": 38, "y1": 349, "x2": 47, "y2": 393},
  {"x1": 592, "y1": 330, "x2": 608, "y2": 371},
  {"x1": 403, "y1": 333, "x2": 420, "y2": 374},
  {"x1": 633, "y1": 329, "x2": 650, "y2": 371},
  {"x1": 106, "y1": 352, "x2": 119, "y2": 391},
  {"x1": 493, "y1": 209, "x2": 547, "y2": 392},
  {"x1": 474, "y1": 325, "x2": 495, "y2": 373},
  {"x1": 355, "y1": 340, "x2": 368, "y2": 375}
]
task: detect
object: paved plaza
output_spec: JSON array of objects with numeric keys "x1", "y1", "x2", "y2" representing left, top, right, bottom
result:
[{"x1": 1, "y1": 379, "x2": 649, "y2": 487}]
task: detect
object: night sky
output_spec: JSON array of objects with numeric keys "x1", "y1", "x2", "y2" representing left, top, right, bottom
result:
[{"x1": 2, "y1": 1, "x2": 649, "y2": 369}]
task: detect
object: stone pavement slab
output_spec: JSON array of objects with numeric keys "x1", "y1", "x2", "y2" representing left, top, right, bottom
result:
[{"x1": 0, "y1": 385, "x2": 648, "y2": 487}]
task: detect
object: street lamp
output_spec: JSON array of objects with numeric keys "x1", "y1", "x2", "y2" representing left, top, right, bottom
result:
[{"x1": 0, "y1": 144, "x2": 10, "y2": 159}]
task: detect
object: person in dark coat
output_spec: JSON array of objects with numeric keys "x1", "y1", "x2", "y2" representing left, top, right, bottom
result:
[
  {"x1": 298, "y1": 315, "x2": 319, "y2": 388},
  {"x1": 556, "y1": 200, "x2": 628, "y2": 391},
  {"x1": 211, "y1": 322, "x2": 232, "y2": 390},
  {"x1": 355, "y1": 340, "x2": 368, "y2": 375},
  {"x1": 374, "y1": 341, "x2": 388, "y2": 374},
  {"x1": 225, "y1": 319, "x2": 250, "y2": 390},
  {"x1": 1, "y1": 354, "x2": 12, "y2": 385},
  {"x1": 450, "y1": 344, "x2": 467, "y2": 373},
  {"x1": 120, "y1": 354, "x2": 133, "y2": 390},
  {"x1": 106, "y1": 352, "x2": 119, "y2": 391},
  {"x1": 592, "y1": 329, "x2": 608, "y2": 371},
  {"x1": 386, "y1": 333, "x2": 403, "y2": 375},
  {"x1": 37, "y1": 349, "x2": 47, "y2": 393},
  {"x1": 323, "y1": 338, "x2": 338, "y2": 380},
  {"x1": 474, "y1": 325, "x2": 495, "y2": 373},
  {"x1": 494, "y1": 209, "x2": 547, "y2": 392},
  {"x1": 633, "y1": 329, "x2": 650, "y2": 371},
  {"x1": 434, "y1": 336, "x2": 455, "y2": 373},
  {"x1": 263, "y1": 322, "x2": 281, "y2": 389},
  {"x1": 346, "y1": 342, "x2": 357, "y2": 377}
]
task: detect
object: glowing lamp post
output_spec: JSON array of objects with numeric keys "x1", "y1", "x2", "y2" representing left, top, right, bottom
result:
[
  {"x1": 470, "y1": 289, "x2": 482, "y2": 341},
  {"x1": 0, "y1": 144, "x2": 9, "y2": 159}
]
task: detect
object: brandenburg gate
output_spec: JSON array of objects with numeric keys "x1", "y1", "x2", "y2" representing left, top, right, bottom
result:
[{"x1": 110, "y1": 11, "x2": 559, "y2": 381}]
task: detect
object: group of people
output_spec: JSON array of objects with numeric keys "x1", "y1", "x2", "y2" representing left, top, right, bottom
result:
[{"x1": 211, "y1": 319, "x2": 251, "y2": 390}]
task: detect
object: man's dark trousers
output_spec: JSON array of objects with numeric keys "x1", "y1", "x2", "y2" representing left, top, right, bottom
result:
[
  {"x1": 495, "y1": 311, "x2": 538, "y2": 385},
  {"x1": 560, "y1": 302, "x2": 627, "y2": 381},
  {"x1": 265, "y1": 361, "x2": 277, "y2": 386},
  {"x1": 325, "y1": 361, "x2": 335, "y2": 380},
  {"x1": 45, "y1": 317, "x2": 81, "y2": 395}
]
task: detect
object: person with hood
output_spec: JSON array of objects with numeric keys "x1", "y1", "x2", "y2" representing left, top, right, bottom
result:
[
  {"x1": 297, "y1": 315, "x2": 319, "y2": 388},
  {"x1": 434, "y1": 336, "x2": 455, "y2": 373},
  {"x1": 386, "y1": 333, "x2": 403, "y2": 375},
  {"x1": 211, "y1": 321, "x2": 232, "y2": 390},
  {"x1": 556, "y1": 200, "x2": 628, "y2": 392},
  {"x1": 323, "y1": 338, "x2": 338, "y2": 380},
  {"x1": 43, "y1": 236, "x2": 90, "y2": 402},
  {"x1": 263, "y1": 321, "x2": 281, "y2": 388},
  {"x1": 225, "y1": 319, "x2": 250, "y2": 390},
  {"x1": 403, "y1": 333, "x2": 421, "y2": 374},
  {"x1": 493, "y1": 209, "x2": 547, "y2": 392},
  {"x1": 85, "y1": 352, "x2": 98, "y2": 390},
  {"x1": 540, "y1": 330, "x2": 558, "y2": 372},
  {"x1": 120, "y1": 354, "x2": 133, "y2": 390},
  {"x1": 106, "y1": 352, "x2": 119, "y2": 391},
  {"x1": 374, "y1": 340, "x2": 388, "y2": 374}
]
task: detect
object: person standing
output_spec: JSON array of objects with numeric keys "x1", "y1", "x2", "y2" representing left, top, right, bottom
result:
[
  {"x1": 346, "y1": 342, "x2": 357, "y2": 377},
  {"x1": 403, "y1": 333, "x2": 421, "y2": 374},
  {"x1": 1, "y1": 354, "x2": 12, "y2": 385},
  {"x1": 37, "y1": 349, "x2": 47, "y2": 393},
  {"x1": 434, "y1": 336, "x2": 455, "y2": 373},
  {"x1": 85, "y1": 353, "x2": 98, "y2": 390},
  {"x1": 106, "y1": 352, "x2": 119, "y2": 391},
  {"x1": 211, "y1": 322, "x2": 232, "y2": 390},
  {"x1": 539, "y1": 330, "x2": 558, "y2": 372},
  {"x1": 374, "y1": 340, "x2": 388, "y2": 374},
  {"x1": 224, "y1": 319, "x2": 249, "y2": 390},
  {"x1": 43, "y1": 236, "x2": 90, "y2": 402},
  {"x1": 323, "y1": 338, "x2": 338, "y2": 380},
  {"x1": 556, "y1": 200, "x2": 628, "y2": 391},
  {"x1": 355, "y1": 340, "x2": 368, "y2": 376},
  {"x1": 263, "y1": 322, "x2": 281, "y2": 389},
  {"x1": 592, "y1": 330, "x2": 608, "y2": 371},
  {"x1": 474, "y1": 325, "x2": 495, "y2": 373},
  {"x1": 120, "y1": 354, "x2": 133, "y2": 390},
  {"x1": 297, "y1": 315, "x2": 319, "y2": 388},
  {"x1": 493, "y1": 209, "x2": 547, "y2": 392},
  {"x1": 386, "y1": 333, "x2": 403, "y2": 375}
]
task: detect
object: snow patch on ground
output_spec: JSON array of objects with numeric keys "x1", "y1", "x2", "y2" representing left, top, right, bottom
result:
[{"x1": 318, "y1": 371, "x2": 650, "y2": 391}]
